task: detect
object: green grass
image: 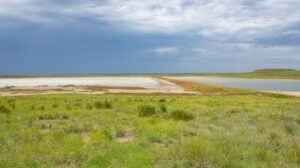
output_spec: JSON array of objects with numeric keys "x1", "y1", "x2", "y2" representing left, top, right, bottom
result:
[
  {"x1": 166, "y1": 69, "x2": 300, "y2": 80},
  {"x1": 208, "y1": 69, "x2": 300, "y2": 79},
  {"x1": 0, "y1": 93, "x2": 299, "y2": 167}
]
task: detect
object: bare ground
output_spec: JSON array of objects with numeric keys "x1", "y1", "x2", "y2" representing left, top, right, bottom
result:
[{"x1": 0, "y1": 78, "x2": 197, "y2": 96}]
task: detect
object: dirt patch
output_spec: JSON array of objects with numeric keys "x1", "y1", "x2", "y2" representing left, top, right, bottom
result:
[
  {"x1": 115, "y1": 134, "x2": 134, "y2": 143},
  {"x1": 84, "y1": 85, "x2": 146, "y2": 91}
]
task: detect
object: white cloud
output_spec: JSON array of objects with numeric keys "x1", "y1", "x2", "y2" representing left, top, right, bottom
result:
[
  {"x1": 151, "y1": 47, "x2": 179, "y2": 55},
  {"x1": 79, "y1": 0, "x2": 300, "y2": 40},
  {"x1": 0, "y1": 0, "x2": 300, "y2": 41}
]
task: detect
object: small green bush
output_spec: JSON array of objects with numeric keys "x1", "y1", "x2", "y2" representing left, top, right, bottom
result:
[
  {"x1": 65, "y1": 104, "x2": 72, "y2": 110},
  {"x1": 39, "y1": 114, "x2": 69, "y2": 120},
  {"x1": 52, "y1": 103, "x2": 59, "y2": 108},
  {"x1": 159, "y1": 98, "x2": 166, "y2": 103},
  {"x1": 103, "y1": 100, "x2": 112, "y2": 109},
  {"x1": 9, "y1": 102, "x2": 16, "y2": 110},
  {"x1": 138, "y1": 105, "x2": 156, "y2": 117},
  {"x1": 38, "y1": 106, "x2": 46, "y2": 111},
  {"x1": 94, "y1": 100, "x2": 112, "y2": 109},
  {"x1": 0, "y1": 105, "x2": 10, "y2": 113},
  {"x1": 159, "y1": 104, "x2": 167, "y2": 113},
  {"x1": 170, "y1": 110, "x2": 195, "y2": 121},
  {"x1": 64, "y1": 124, "x2": 89, "y2": 134},
  {"x1": 30, "y1": 105, "x2": 36, "y2": 111},
  {"x1": 94, "y1": 101, "x2": 103, "y2": 109},
  {"x1": 86, "y1": 103, "x2": 93, "y2": 110},
  {"x1": 74, "y1": 102, "x2": 81, "y2": 107},
  {"x1": 39, "y1": 115, "x2": 55, "y2": 120},
  {"x1": 285, "y1": 122, "x2": 296, "y2": 135}
]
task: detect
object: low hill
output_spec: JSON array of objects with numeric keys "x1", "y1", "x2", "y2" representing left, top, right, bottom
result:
[
  {"x1": 167, "y1": 69, "x2": 300, "y2": 80},
  {"x1": 204, "y1": 69, "x2": 300, "y2": 79}
]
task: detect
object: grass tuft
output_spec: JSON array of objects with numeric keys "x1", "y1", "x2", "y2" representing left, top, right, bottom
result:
[
  {"x1": 138, "y1": 105, "x2": 156, "y2": 117},
  {"x1": 159, "y1": 104, "x2": 167, "y2": 113},
  {"x1": 94, "y1": 100, "x2": 112, "y2": 109},
  {"x1": 0, "y1": 105, "x2": 10, "y2": 113},
  {"x1": 170, "y1": 110, "x2": 195, "y2": 121},
  {"x1": 52, "y1": 103, "x2": 59, "y2": 108},
  {"x1": 158, "y1": 98, "x2": 166, "y2": 103},
  {"x1": 38, "y1": 106, "x2": 46, "y2": 111},
  {"x1": 285, "y1": 122, "x2": 297, "y2": 135}
]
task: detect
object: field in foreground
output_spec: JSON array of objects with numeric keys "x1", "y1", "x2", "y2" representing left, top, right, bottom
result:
[{"x1": 0, "y1": 93, "x2": 299, "y2": 167}]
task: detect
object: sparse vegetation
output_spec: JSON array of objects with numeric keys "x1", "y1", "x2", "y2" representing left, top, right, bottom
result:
[
  {"x1": 138, "y1": 105, "x2": 156, "y2": 117},
  {"x1": 94, "y1": 100, "x2": 112, "y2": 109},
  {"x1": 0, "y1": 104, "x2": 10, "y2": 113},
  {"x1": 52, "y1": 103, "x2": 59, "y2": 108},
  {"x1": 159, "y1": 104, "x2": 167, "y2": 113},
  {"x1": 0, "y1": 93, "x2": 299, "y2": 167},
  {"x1": 170, "y1": 110, "x2": 195, "y2": 121}
]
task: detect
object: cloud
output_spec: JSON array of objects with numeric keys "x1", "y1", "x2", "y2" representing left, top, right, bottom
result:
[
  {"x1": 0, "y1": 0, "x2": 300, "y2": 45},
  {"x1": 150, "y1": 47, "x2": 179, "y2": 55},
  {"x1": 65, "y1": 0, "x2": 300, "y2": 42}
]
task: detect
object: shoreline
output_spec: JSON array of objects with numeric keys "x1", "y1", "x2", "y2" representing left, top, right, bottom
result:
[
  {"x1": 168, "y1": 76, "x2": 300, "y2": 81},
  {"x1": 261, "y1": 91, "x2": 300, "y2": 97}
]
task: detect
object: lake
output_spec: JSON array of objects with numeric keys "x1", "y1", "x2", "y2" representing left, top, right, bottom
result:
[{"x1": 170, "y1": 77, "x2": 300, "y2": 92}]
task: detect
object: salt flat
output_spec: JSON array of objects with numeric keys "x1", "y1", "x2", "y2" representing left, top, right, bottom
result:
[{"x1": 0, "y1": 77, "x2": 181, "y2": 90}]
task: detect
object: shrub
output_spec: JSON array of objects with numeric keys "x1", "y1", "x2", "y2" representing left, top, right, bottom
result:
[
  {"x1": 94, "y1": 100, "x2": 112, "y2": 109},
  {"x1": 38, "y1": 106, "x2": 45, "y2": 111},
  {"x1": 74, "y1": 102, "x2": 81, "y2": 107},
  {"x1": 138, "y1": 105, "x2": 156, "y2": 117},
  {"x1": 65, "y1": 105, "x2": 72, "y2": 111},
  {"x1": 39, "y1": 115, "x2": 55, "y2": 120},
  {"x1": 39, "y1": 114, "x2": 69, "y2": 120},
  {"x1": 103, "y1": 100, "x2": 112, "y2": 109},
  {"x1": 159, "y1": 104, "x2": 167, "y2": 113},
  {"x1": 159, "y1": 98, "x2": 166, "y2": 103},
  {"x1": 52, "y1": 103, "x2": 59, "y2": 108},
  {"x1": 285, "y1": 122, "x2": 296, "y2": 135},
  {"x1": 64, "y1": 124, "x2": 89, "y2": 134},
  {"x1": 9, "y1": 102, "x2": 16, "y2": 110},
  {"x1": 86, "y1": 103, "x2": 93, "y2": 110},
  {"x1": 94, "y1": 101, "x2": 103, "y2": 109},
  {"x1": 30, "y1": 105, "x2": 36, "y2": 111},
  {"x1": 62, "y1": 115, "x2": 69, "y2": 120},
  {"x1": 0, "y1": 105, "x2": 10, "y2": 113},
  {"x1": 170, "y1": 110, "x2": 195, "y2": 121}
]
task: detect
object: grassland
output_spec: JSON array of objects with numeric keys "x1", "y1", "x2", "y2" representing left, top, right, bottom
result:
[
  {"x1": 166, "y1": 69, "x2": 300, "y2": 80},
  {"x1": 0, "y1": 81, "x2": 299, "y2": 168}
]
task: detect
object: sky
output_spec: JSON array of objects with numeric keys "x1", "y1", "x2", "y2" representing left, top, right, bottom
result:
[{"x1": 0, "y1": 0, "x2": 300, "y2": 74}]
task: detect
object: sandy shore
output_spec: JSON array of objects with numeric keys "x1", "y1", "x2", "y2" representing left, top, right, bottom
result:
[{"x1": 262, "y1": 91, "x2": 300, "y2": 97}]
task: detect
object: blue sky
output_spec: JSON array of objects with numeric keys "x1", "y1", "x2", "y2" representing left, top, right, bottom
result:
[{"x1": 0, "y1": 0, "x2": 300, "y2": 74}]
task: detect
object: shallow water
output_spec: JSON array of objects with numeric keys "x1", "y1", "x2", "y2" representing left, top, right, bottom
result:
[
  {"x1": 171, "y1": 77, "x2": 300, "y2": 92},
  {"x1": 0, "y1": 77, "x2": 164, "y2": 88}
]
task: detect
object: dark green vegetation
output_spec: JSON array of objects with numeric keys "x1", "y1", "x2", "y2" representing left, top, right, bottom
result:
[{"x1": 0, "y1": 93, "x2": 299, "y2": 167}]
